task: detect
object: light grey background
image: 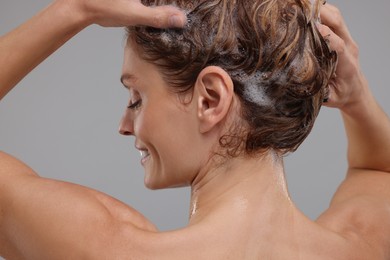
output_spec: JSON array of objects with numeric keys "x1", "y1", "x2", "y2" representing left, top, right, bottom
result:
[{"x1": 0, "y1": 0, "x2": 389, "y2": 237}]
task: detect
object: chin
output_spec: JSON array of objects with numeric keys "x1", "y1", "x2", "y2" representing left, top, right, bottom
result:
[
  {"x1": 144, "y1": 177, "x2": 191, "y2": 190},
  {"x1": 143, "y1": 177, "x2": 167, "y2": 190},
  {"x1": 144, "y1": 182, "x2": 163, "y2": 190},
  {"x1": 143, "y1": 177, "x2": 159, "y2": 190}
]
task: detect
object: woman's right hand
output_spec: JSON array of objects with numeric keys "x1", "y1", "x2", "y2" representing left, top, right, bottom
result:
[
  {"x1": 317, "y1": 3, "x2": 370, "y2": 114},
  {"x1": 71, "y1": 0, "x2": 186, "y2": 28}
]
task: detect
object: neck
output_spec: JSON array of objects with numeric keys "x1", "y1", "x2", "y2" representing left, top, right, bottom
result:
[{"x1": 189, "y1": 151, "x2": 294, "y2": 225}]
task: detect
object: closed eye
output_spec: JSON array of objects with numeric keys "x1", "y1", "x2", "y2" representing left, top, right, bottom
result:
[{"x1": 127, "y1": 99, "x2": 142, "y2": 110}]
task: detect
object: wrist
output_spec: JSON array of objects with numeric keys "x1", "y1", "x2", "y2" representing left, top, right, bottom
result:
[
  {"x1": 339, "y1": 73, "x2": 374, "y2": 119},
  {"x1": 54, "y1": 0, "x2": 93, "y2": 29}
]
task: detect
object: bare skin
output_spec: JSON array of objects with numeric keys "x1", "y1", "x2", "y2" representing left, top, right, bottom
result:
[{"x1": 1, "y1": 0, "x2": 390, "y2": 259}]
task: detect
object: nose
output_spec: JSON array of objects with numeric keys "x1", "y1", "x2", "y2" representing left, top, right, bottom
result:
[{"x1": 118, "y1": 111, "x2": 134, "y2": 136}]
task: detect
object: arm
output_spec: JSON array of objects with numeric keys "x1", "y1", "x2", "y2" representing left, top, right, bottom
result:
[
  {"x1": 0, "y1": 151, "x2": 157, "y2": 259},
  {"x1": 317, "y1": 3, "x2": 390, "y2": 197},
  {"x1": 0, "y1": 0, "x2": 185, "y2": 258},
  {"x1": 318, "y1": 3, "x2": 390, "y2": 173},
  {"x1": 0, "y1": 0, "x2": 185, "y2": 100},
  {"x1": 316, "y1": 3, "x2": 390, "y2": 255},
  {"x1": 341, "y1": 86, "x2": 390, "y2": 173}
]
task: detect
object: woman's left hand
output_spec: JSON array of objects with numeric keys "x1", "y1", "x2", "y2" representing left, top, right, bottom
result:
[{"x1": 317, "y1": 3, "x2": 368, "y2": 113}]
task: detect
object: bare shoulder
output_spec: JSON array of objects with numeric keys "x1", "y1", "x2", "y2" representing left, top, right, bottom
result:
[
  {"x1": 0, "y1": 150, "x2": 38, "y2": 176},
  {"x1": 0, "y1": 151, "x2": 157, "y2": 258},
  {"x1": 0, "y1": 150, "x2": 155, "y2": 229},
  {"x1": 316, "y1": 169, "x2": 390, "y2": 259}
]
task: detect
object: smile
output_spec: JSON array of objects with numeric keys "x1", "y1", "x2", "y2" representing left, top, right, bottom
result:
[{"x1": 139, "y1": 149, "x2": 150, "y2": 164}]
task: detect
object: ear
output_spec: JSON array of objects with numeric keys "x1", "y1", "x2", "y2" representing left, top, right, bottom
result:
[{"x1": 195, "y1": 66, "x2": 234, "y2": 133}]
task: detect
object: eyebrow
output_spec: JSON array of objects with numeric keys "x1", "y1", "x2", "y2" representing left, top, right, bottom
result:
[{"x1": 120, "y1": 73, "x2": 138, "y2": 89}]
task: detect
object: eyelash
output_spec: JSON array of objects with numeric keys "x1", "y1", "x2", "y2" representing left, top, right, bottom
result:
[{"x1": 127, "y1": 99, "x2": 142, "y2": 110}]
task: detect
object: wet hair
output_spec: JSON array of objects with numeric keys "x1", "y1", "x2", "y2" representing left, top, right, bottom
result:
[{"x1": 126, "y1": 0, "x2": 337, "y2": 156}]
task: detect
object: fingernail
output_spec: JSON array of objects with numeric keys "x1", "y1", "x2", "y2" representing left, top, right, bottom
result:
[{"x1": 169, "y1": 15, "x2": 184, "y2": 28}]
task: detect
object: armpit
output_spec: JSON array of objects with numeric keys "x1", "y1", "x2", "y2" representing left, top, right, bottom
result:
[{"x1": 316, "y1": 195, "x2": 390, "y2": 259}]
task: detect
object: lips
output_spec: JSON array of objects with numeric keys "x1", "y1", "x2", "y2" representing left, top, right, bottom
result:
[
  {"x1": 135, "y1": 144, "x2": 150, "y2": 165},
  {"x1": 139, "y1": 149, "x2": 150, "y2": 160},
  {"x1": 135, "y1": 140, "x2": 151, "y2": 165}
]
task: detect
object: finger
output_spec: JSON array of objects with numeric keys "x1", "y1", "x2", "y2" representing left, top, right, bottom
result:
[
  {"x1": 323, "y1": 80, "x2": 339, "y2": 108},
  {"x1": 129, "y1": 3, "x2": 187, "y2": 28},
  {"x1": 316, "y1": 23, "x2": 346, "y2": 55},
  {"x1": 317, "y1": 22, "x2": 360, "y2": 79},
  {"x1": 320, "y1": 3, "x2": 354, "y2": 46}
]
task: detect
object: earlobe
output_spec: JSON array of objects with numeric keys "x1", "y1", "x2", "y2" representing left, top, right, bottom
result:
[{"x1": 195, "y1": 66, "x2": 234, "y2": 134}]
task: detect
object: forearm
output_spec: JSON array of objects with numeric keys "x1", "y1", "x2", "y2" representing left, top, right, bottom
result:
[
  {"x1": 341, "y1": 75, "x2": 390, "y2": 172},
  {"x1": 0, "y1": 0, "x2": 186, "y2": 101},
  {"x1": 0, "y1": 0, "x2": 90, "y2": 100}
]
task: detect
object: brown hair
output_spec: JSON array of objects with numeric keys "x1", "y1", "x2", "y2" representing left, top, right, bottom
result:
[{"x1": 127, "y1": 0, "x2": 336, "y2": 156}]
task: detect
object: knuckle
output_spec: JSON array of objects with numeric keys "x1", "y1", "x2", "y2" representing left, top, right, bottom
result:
[
  {"x1": 151, "y1": 12, "x2": 165, "y2": 27},
  {"x1": 330, "y1": 4, "x2": 342, "y2": 17},
  {"x1": 333, "y1": 15, "x2": 343, "y2": 29},
  {"x1": 335, "y1": 39, "x2": 346, "y2": 55},
  {"x1": 317, "y1": 24, "x2": 332, "y2": 37},
  {"x1": 324, "y1": 26, "x2": 333, "y2": 36},
  {"x1": 329, "y1": 6, "x2": 344, "y2": 27},
  {"x1": 349, "y1": 41, "x2": 360, "y2": 58}
]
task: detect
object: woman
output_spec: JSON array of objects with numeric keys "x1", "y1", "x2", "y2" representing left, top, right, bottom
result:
[{"x1": 1, "y1": 0, "x2": 389, "y2": 259}]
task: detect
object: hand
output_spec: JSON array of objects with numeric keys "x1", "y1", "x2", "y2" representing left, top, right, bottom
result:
[
  {"x1": 71, "y1": 0, "x2": 187, "y2": 28},
  {"x1": 317, "y1": 3, "x2": 369, "y2": 112}
]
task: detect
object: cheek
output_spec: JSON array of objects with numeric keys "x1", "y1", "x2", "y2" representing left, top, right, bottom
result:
[
  {"x1": 133, "y1": 106, "x2": 154, "y2": 137},
  {"x1": 136, "y1": 101, "x2": 199, "y2": 160}
]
